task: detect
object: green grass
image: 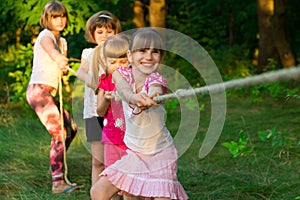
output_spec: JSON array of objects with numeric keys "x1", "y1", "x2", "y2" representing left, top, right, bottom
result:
[{"x1": 0, "y1": 94, "x2": 299, "y2": 200}]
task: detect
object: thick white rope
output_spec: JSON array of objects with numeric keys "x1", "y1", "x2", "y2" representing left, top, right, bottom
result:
[
  {"x1": 58, "y1": 72, "x2": 75, "y2": 186},
  {"x1": 153, "y1": 66, "x2": 300, "y2": 102},
  {"x1": 66, "y1": 66, "x2": 77, "y2": 76},
  {"x1": 66, "y1": 62, "x2": 300, "y2": 101},
  {"x1": 66, "y1": 64, "x2": 300, "y2": 101}
]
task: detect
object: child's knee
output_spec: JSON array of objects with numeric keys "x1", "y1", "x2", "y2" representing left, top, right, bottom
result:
[
  {"x1": 90, "y1": 177, "x2": 119, "y2": 200},
  {"x1": 92, "y1": 157, "x2": 104, "y2": 169},
  {"x1": 90, "y1": 178, "x2": 106, "y2": 200},
  {"x1": 90, "y1": 184, "x2": 97, "y2": 199}
]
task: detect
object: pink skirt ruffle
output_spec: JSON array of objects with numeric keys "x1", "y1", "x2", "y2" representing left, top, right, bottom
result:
[{"x1": 100, "y1": 145, "x2": 188, "y2": 200}]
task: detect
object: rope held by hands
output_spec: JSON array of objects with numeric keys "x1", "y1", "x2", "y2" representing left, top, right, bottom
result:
[
  {"x1": 64, "y1": 60, "x2": 300, "y2": 102},
  {"x1": 65, "y1": 57, "x2": 81, "y2": 76},
  {"x1": 153, "y1": 66, "x2": 300, "y2": 102},
  {"x1": 58, "y1": 73, "x2": 76, "y2": 186},
  {"x1": 66, "y1": 66, "x2": 77, "y2": 76}
]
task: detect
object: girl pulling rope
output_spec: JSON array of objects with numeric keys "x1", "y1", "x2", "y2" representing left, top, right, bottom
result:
[{"x1": 26, "y1": 1, "x2": 82, "y2": 194}]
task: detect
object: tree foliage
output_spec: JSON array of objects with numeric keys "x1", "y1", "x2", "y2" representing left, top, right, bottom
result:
[{"x1": 1, "y1": 0, "x2": 300, "y2": 105}]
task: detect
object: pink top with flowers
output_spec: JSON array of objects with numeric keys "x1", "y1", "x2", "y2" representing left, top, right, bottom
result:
[{"x1": 98, "y1": 73, "x2": 126, "y2": 145}]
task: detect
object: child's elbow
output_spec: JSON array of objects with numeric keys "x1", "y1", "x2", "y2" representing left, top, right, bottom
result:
[{"x1": 96, "y1": 108, "x2": 105, "y2": 117}]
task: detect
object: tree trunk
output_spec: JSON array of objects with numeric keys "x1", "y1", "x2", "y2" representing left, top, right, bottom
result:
[
  {"x1": 229, "y1": 10, "x2": 234, "y2": 47},
  {"x1": 257, "y1": 0, "x2": 278, "y2": 73},
  {"x1": 16, "y1": 27, "x2": 22, "y2": 48},
  {"x1": 257, "y1": 0, "x2": 295, "y2": 72},
  {"x1": 149, "y1": 0, "x2": 166, "y2": 27},
  {"x1": 133, "y1": 0, "x2": 145, "y2": 28},
  {"x1": 272, "y1": 0, "x2": 295, "y2": 68}
]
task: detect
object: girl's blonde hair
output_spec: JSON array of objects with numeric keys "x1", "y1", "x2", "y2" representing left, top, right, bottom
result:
[
  {"x1": 85, "y1": 11, "x2": 122, "y2": 44},
  {"x1": 90, "y1": 34, "x2": 129, "y2": 93},
  {"x1": 130, "y1": 28, "x2": 164, "y2": 57},
  {"x1": 39, "y1": 1, "x2": 69, "y2": 30},
  {"x1": 89, "y1": 44, "x2": 104, "y2": 93},
  {"x1": 103, "y1": 34, "x2": 129, "y2": 61}
]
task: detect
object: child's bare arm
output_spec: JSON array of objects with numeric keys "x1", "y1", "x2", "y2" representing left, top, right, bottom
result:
[
  {"x1": 113, "y1": 71, "x2": 156, "y2": 109},
  {"x1": 40, "y1": 36, "x2": 68, "y2": 70},
  {"x1": 96, "y1": 89, "x2": 111, "y2": 117},
  {"x1": 148, "y1": 84, "x2": 164, "y2": 99},
  {"x1": 112, "y1": 70, "x2": 134, "y2": 103},
  {"x1": 77, "y1": 59, "x2": 92, "y2": 87}
]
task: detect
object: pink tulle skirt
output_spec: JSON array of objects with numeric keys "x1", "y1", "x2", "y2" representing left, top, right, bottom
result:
[{"x1": 100, "y1": 144, "x2": 188, "y2": 199}]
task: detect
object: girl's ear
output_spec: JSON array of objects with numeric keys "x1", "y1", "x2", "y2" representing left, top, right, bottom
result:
[{"x1": 127, "y1": 50, "x2": 133, "y2": 63}]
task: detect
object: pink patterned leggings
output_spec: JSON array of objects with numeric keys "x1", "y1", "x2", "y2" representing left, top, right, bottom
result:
[{"x1": 26, "y1": 84, "x2": 77, "y2": 182}]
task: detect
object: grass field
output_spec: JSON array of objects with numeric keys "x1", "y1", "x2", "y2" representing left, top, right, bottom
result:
[{"x1": 0, "y1": 93, "x2": 299, "y2": 200}]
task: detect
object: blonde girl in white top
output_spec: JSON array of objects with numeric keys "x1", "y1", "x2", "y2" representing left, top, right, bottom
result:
[{"x1": 90, "y1": 28, "x2": 188, "y2": 200}]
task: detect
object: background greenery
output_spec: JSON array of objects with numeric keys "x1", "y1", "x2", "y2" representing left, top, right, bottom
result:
[
  {"x1": 1, "y1": 0, "x2": 300, "y2": 105},
  {"x1": 0, "y1": 94, "x2": 299, "y2": 199},
  {"x1": 0, "y1": 0, "x2": 300, "y2": 199}
]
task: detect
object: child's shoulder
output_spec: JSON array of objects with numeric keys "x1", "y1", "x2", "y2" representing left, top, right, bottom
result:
[
  {"x1": 117, "y1": 67, "x2": 133, "y2": 84},
  {"x1": 36, "y1": 29, "x2": 55, "y2": 44},
  {"x1": 81, "y1": 48, "x2": 94, "y2": 60},
  {"x1": 117, "y1": 66, "x2": 132, "y2": 74},
  {"x1": 98, "y1": 73, "x2": 112, "y2": 89},
  {"x1": 82, "y1": 48, "x2": 94, "y2": 55},
  {"x1": 147, "y1": 72, "x2": 166, "y2": 82},
  {"x1": 38, "y1": 29, "x2": 54, "y2": 38},
  {"x1": 145, "y1": 72, "x2": 167, "y2": 93}
]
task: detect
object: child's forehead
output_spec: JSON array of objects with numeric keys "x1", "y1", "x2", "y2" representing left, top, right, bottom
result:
[
  {"x1": 107, "y1": 57, "x2": 127, "y2": 62},
  {"x1": 49, "y1": 10, "x2": 66, "y2": 16},
  {"x1": 96, "y1": 25, "x2": 114, "y2": 31},
  {"x1": 51, "y1": 13, "x2": 66, "y2": 17},
  {"x1": 48, "y1": 6, "x2": 66, "y2": 15},
  {"x1": 107, "y1": 57, "x2": 128, "y2": 61},
  {"x1": 131, "y1": 39, "x2": 163, "y2": 51}
]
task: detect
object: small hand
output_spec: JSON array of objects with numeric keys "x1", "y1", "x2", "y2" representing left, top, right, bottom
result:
[
  {"x1": 112, "y1": 92, "x2": 122, "y2": 101},
  {"x1": 132, "y1": 93, "x2": 156, "y2": 110},
  {"x1": 150, "y1": 91, "x2": 161, "y2": 98},
  {"x1": 56, "y1": 55, "x2": 69, "y2": 75},
  {"x1": 104, "y1": 91, "x2": 113, "y2": 101},
  {"x1": 61, "y1": 67, "x2": 69, "y2": 76}
]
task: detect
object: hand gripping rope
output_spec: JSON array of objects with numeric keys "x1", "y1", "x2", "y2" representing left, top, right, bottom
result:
[{"x1": 65, "y1": 58, "x2": 80, "y2": 76}]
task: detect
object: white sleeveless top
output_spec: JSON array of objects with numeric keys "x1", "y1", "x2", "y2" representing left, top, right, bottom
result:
[
  {"x1": 29, "y1": 29, "x2": 66, "y2": 92},
  {"x1": 81, "y1": 48, "x2": 104, "y2": 119},
  {"x1": 118, "y1": 67, "x2": 174, "y2": 155}
]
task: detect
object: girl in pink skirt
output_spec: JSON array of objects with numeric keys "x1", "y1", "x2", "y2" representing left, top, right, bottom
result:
[{"x1": 90, "y1": 28, "x2": 188, "y2": 200}]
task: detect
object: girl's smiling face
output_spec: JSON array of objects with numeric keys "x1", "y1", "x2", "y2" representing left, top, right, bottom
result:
[{"x1": 128, "y1": 48, "x2": 161, "y2": 75}]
